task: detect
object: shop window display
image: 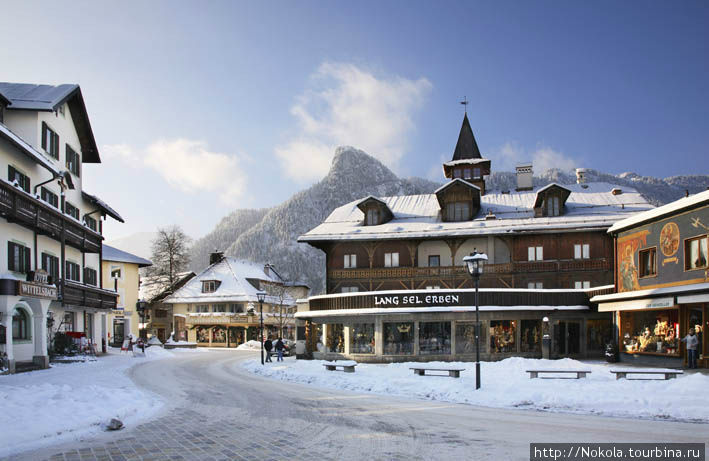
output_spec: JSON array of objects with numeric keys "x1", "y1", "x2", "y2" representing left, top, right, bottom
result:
[
  {"x1": 196, "y1": 326, "x2": 209, "y2": 343},
  {"x1": 455, "y1": 322, "x2": 487, "y2": 354},
  {"x1": 520, "y1": 320, "x2": 541, "y2": 353},
  {"x1": 586, "y1": 318, "x2": 612, "y2": 351},
  {"x1": 621, "y1": 310, "x2": 679, "y2": 356},
  {"x1": 384, "y1": 322, "x2": 414, "y2": 355},
  {"x1": 326, "y1": 323, "x2": 345, "y2": 353},
  {"x1": 419, "y1": 322, "x2": 451, "y2": 355},
  {"x1": 212, "y1": 326, "x2": 226, "y2": 343},
  {"x1": 489, "y1": 320, "x2": 516, "y2": 353},
  {"x1": 350, "y1": 323, "x2": 375, "y2": 354}
]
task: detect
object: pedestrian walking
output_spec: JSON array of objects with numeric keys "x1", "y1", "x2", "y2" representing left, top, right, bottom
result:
[
  {"x1": 264, "y1": 338, "x2": 273, "y2": 362},
  {"x1": 681, "y1": 328, "x2": 699, "y2": 369},
  {"x1": 275, "y1": 337, "x2": 285, "y2": 362}
]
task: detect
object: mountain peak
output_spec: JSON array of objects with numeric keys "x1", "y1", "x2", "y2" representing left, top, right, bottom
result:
[{"x1": 327, "y1": 145, "x2": 398, "y2": 185}]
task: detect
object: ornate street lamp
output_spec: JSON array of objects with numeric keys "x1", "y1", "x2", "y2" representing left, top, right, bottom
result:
[
  {"x1": 136, "y1": 300, "x2": 148, "y2": 340},
  {"x1": 257, "y1": 290, "x2": 266, "y2": 365},
  {"x1": 463, "y1": 250, "x2": 488, "y2": 390}
]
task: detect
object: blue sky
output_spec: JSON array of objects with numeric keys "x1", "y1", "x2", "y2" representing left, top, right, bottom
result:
[{"x1": 2, "y1": 1, "x2": 708, "y2": 240}]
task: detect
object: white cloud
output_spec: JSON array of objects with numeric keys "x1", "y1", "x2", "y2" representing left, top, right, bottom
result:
[
  {"x1": 277, "y1": 62, "x2": 432, "y2": 182},
  {"x1": 494, "y1": 142, "x2": 579, "y2": 174},
  {"x1": 102, "y1": 139, "x2": 247, "y2": 204}
]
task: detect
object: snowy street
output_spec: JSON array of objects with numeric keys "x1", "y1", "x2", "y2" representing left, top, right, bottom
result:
[{"x1": 13, "y1": 350, "x2": 708, "y2": 461}]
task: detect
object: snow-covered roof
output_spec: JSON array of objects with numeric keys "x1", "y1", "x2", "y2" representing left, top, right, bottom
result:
[
  {"x1": 102, "y1": 245, "x2": 152, "y2": 267},
  {"x1": 139, "y1": 271, "x2": 195, "y2": 303},
  {"x1": 0, "y1": 122, "x2": 60, "y2": 175},
  {"x1": 590, "y1": 281, "x2": 709, "y2": 304},
  {"x1": 607, "y1": 189, "x2": 709, "y2": 234},
  {"x1": 83, "y1": 191, "x2": 124, "y2": 223},
  {"x1": 299, "y1": 182, "x2": 653, "y2": 242},
  {"x1": 296, "y1": 305, "x2": 588, "y2": 318},
  {"x1": 163, "y1": 257, "x2": 295, "y2": 305},
  {"x1": 442, "y1": 158, "x2": 491, "y2": 167}
]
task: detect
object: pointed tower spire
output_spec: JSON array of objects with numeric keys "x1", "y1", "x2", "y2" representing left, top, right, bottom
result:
[
  {"x1": 452, "y1": 113, "x2": 482, "y2": 161},
  {"x1": 442, "y1": 112, "x2": 491, "y2": 195}
]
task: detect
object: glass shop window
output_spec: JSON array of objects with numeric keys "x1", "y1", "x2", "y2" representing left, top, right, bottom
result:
[
  {"x1": 520, "y1": 320, "x2": 541, "y2": 353},
  {"x1": 419, "y1": 322, "x2": 451, "y2": 355},
  {"x1": 586, "y1": 318, "x2": 612, "y2": 351},
  {"x1": 489, "y1": 320, "x2": 516, "y2": 353},
  {"x1": 455, "y1": 321, "x2": 487, "y2": 354},
  {"x1": 350, "y1": 323, "x2": 375, "y2": 354},
  {"x1": 383, "y1": 322, "x2": 414, "y2": 355},
  {"x1": 325, "y1": 323, "x2": 344, "y2": 353},
  {"x1": 620, "y1": 309, "x2": 679, "y2": 356}
]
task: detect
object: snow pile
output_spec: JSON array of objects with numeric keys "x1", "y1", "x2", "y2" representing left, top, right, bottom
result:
[
  {"x1": 242, "y1": 357, "x2": 709, "y2": 422},
  {"x1": 236, "y1": 340, "x2": 262, "y2": 351},
  {"x1": 147, "y1": 336, "x2": 163, "y2": 346},
  {"x1": 0, "y1": 347, "x2": 197, "y2": 457}
]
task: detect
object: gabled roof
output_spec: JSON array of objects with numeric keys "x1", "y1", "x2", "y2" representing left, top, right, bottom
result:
[
  {"x1": 0, "y1": 82, "x2": 101, "y2": 163},
  {"x1": 164, "y1": 257, "x2": 295, "y2": 305},
  {"x1": 0, "y1": 122, "x2": 60, "y2": 176},
  {"x1": 102, "y1": 244, "x2": 152, "y2": 267},
  {"x1": 533, "y1": 183, "x2": 572, "y2": 208},
  {"x1": 452, "y1": 113, "x2": 483, "y2": 161},
  {"x1": 608, "y1": 189, "x2": 709, "y2": 234},
  {"x1": 299, "y1": 182, "x2": 654, "y2": 243},
  {"x1": 82, "y1": 191, "x2": 124, "y2": 223},
  {"x1": 435, "y1": 178, "x2": 482, "y2": 210},
  {"x1": 356, "y1": 195, "x2": 393, "y2": 223},
  {"x1": 139, "y1": 271, "x2": 196, "y2": 304}
]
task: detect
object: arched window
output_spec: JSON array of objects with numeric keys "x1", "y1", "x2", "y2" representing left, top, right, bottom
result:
[{"x1": 12, "y1": 308, "x2": 31, "y2": 341}]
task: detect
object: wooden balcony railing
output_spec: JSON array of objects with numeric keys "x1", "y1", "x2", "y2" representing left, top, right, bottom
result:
[
  {"x1": 0, "y1": 180, "x2": 102, "y2": 253},
  {"x1": 59, "y1": 280, "x2": 118, "y2": 310},
  {"x1": 328, "y1": 259, "x2": 610, "y2": 281}
]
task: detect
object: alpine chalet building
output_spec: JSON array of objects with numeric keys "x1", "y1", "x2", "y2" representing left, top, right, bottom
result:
[
  {"x1": 296, "y1": 114, "x2": 654, "y2": 362},
  {"x1": 0, "y1": 83, "x2": 122, "y2": 373}
]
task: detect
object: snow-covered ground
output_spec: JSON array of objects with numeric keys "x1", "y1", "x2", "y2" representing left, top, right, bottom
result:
[
  {"x1": 236, "y1": 340, "x2": 262, "y2": 351},
  {"x1": 0, "y1": 346, "x2": 204, "y2": 458},
  {"x1": 242, "y1": 357, "x2": 709, "y2": 423}
]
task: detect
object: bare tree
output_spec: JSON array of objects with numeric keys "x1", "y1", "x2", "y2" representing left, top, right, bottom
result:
[{"x1": 147, "y1": 226, "x2": 192, "y2": 287}]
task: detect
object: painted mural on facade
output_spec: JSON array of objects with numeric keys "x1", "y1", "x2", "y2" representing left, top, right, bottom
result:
[{"x1": 617, "y1": 230, "x2": 648, "y2": 292}]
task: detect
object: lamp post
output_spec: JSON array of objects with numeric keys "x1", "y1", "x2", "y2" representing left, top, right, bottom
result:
[
  {"x1": 463, "y1": 250, "x2": 488, "y2": 390},
  {"x1": 257, "y1": 290, "x2": 266, "y2": 365},
  {"x1": 136, "y1": 300, "x2": 147, "y2": 340}
]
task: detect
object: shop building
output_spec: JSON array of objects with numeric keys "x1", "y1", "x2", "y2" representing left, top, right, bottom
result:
[
  {"x1": 101, "y1": 245, "x2": 152, "y2": 346},
  {"x1": 295, "y1": 113, "x2": 654, "y2": 363},
  {"x1": 0, "y1": 83, "x2": 122, "y2": 372},
  {"x1": 163, "y1": 252, "x2": 308, "y2": 347},
  {"x1": 593, "y1": 190, "x2": 709, "y2": 368}
]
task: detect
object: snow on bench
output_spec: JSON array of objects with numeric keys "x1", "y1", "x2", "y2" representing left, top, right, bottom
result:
[
  {"x1": 410, "y1": 366, "x2": 465, "y2": 378},
  {"x1": 610, "y1": 368, "x2": 683, "y2": 380},
  {"x1": 525, "y1": 369, "x2": 591, "y2": 379},
  {"x1": 322, "y1": 361, "x2": 358, "y2": 373}
]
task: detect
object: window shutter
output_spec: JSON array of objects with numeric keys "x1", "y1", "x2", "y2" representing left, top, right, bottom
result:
[
  {"x1": 7, "y1": 242, "x2": 14, "y2": 271},
  {"x1": 8, "y1": 165, "x2": 14, "y2": 183},
  {"x1": 54, "y1": 133, "x2": 60, "y2": 159},
  {"x1": 42, "y1": 122, "x2": 47, "y2": 150},
  {"x1": 24, "y1": 247, "x2": 31, "y2": 272}
]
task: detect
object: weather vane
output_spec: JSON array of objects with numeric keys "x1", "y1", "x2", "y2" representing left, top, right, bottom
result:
[{"x1": 460, "y1": 96, "x2": 468, "y2": 114}]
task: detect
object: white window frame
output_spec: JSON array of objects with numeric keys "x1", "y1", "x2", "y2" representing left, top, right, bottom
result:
[
  {"x1": 574, "y1": 281, "x2": 591, "y2": 289},
  {"x1": 527, "y1": 282, "x2": 543, "y2": 289},
  {"x1": 342, "y1": 286, "x2": 359, "y2": 293},
  {"x1": 344, "y1": 254, "x2": 357, "y2": 269},
  {"x1": 528, "y1": 246, "x2": 543, "y2": 261},
  {"x1": 574, "y1": 243, "x2": 590, "y2": 259},
  {"x1": 384, "y1": 252, "x2": 399, "y2": 268}
]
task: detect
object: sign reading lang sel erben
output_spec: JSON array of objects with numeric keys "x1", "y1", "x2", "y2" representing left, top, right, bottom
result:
[{"x1": 374, "y1": 293, "x2": 463, "y2": 308}]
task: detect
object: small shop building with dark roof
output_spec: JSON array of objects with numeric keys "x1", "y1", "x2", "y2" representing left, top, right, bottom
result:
[{"x1": 294, "y1": 113, "x2": 655, "y2": 363}]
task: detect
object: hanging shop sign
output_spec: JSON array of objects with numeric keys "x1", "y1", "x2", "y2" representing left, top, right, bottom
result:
[{"x1": 17, "y1": 280, "x2": 57, "y2": 300}]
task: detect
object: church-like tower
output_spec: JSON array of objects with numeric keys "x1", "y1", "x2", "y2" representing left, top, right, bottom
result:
[{"x1": 441, "y1": 113, "x2": 491, "y2": 195}]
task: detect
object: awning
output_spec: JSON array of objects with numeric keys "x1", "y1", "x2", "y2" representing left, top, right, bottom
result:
[{"x1": 597, "y1": 297, "x2": 674, "y2": 313}]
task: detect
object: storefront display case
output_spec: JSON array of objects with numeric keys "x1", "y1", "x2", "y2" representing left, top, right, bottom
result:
[
  {"x1": 384, "y1": 322, "x2": 414, "y2": 355},
  {"x1": 489, "y1": 320, "x2": 516, "y2": 353},
  {"x1": 455, "y1": 321, "x2": 487, "y2": 354},
  {"x1": 350, "y1": 323, "x2": 375, "y2": 354},
  {"x1": 419, "y1": 322, "x2": 451, "y2": 355},
  {"x1": 620, "y1": 309, "x2": 680, "y2": 356}
]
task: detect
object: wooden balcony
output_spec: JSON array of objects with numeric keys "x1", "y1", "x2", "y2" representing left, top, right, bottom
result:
[
  {"x1": 0, "y1": 180, "x2": 102, "y2": 253},
  {"x1": 60, "y1": 280, "x2": 118, "y2": 310},
  {"x1": 328, "y1": 258, "x2": 611, "y2": 282}
]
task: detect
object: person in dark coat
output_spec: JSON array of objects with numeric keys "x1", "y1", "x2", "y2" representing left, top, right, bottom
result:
[
  {"x1": 275, "y1": 338, "x2": 285, "y2": 362},
  {"x1": 264, "y1": 338, "x2": 273, "y2": 362}
]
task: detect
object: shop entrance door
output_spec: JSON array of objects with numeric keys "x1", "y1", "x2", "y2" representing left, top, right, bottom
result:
[
  {"x1": 555, "y1": 321, "x2": 581, "y2": 357},
  {"x1": 157, "y1": 328, "x2": 167, "y2": 343},
  {"x1": 113, "y1": 320, "x2": 125, "y2": 347}
]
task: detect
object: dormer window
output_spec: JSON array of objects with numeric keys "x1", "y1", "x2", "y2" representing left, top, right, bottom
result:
[
  {"x1": 446, "y1": 201, "x2": 470, "y2": 221},
  {"x1": 366, "y1": 209, "x2": 379, "y2": 226},
  {"x1": 546, "y1": 196, "x2": 560, "y2": 216},
  {"x1": 473, "y1": 167, "x2": 481, "y2": 179},
  {"x1": 453, "y1": 169, "x2": 462, "y2": 178},
  {"x1": 202, "y1": 280, "x2": 220, "y2": 293},
  {"x1": 463, "y1": 168, "x2": 471, "y2": 179}
]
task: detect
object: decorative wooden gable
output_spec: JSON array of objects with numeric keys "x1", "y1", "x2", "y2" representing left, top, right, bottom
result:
[
  {"x1": 435, "y1": 179, "x2": 481, "y2": 222},
  {"x1": 356, "y1": 196, "x2": 393, "y2": 226},
  {"x1": 533, "y1": 183, "x2": 571, "y2": 217}
]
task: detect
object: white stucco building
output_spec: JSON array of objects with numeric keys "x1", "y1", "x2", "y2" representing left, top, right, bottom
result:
[{"x1": 0, "y1": 83, "x2": 122, "y2": 373}]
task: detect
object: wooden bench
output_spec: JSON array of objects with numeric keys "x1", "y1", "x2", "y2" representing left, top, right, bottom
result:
[
  {"x1": 322, "y1": 361, "x2": 357, "y2": 373},
  {"x1": 410, "y1": 367, "x2": 465, "y2": 378},
  {"x1": 526, "y1": 369, "x2": 591, "y2": 379},
  {"x1": 610, "y1": 368, "x2": 683, "y2": 380}
]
